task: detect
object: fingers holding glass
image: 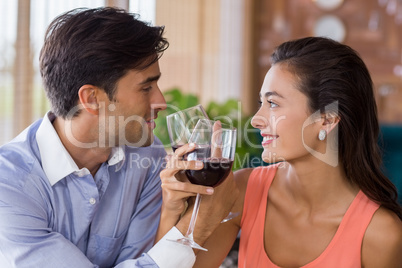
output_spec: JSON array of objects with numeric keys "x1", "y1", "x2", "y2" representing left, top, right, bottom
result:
[{"x1": 168, "y1": 119, "x2": 237, "y2": 251}]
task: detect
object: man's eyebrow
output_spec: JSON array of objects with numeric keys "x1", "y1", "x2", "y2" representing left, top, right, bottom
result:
[
  {"x1": 138, "y1": 73, "x2": 161, "y2": 85},
  {"x1": 259, "y1": 91, "x2": 284, "y2": 99}
]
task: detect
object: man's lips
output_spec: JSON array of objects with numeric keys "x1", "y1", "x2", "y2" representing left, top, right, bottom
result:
[{"x1": 145, "y1": 118, "x2": 156, "y2": 129}]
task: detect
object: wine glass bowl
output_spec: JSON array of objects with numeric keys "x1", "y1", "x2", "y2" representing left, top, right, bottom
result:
[
  {"x1": 166, "y1": 105, "x2": 208, "y2": 152},
  {"x1": 186, "y1": 120, "x2": 237, "y2": 187},
  {"x1": 185, "y1": 157, "x2": 233, "y2": 187},
  {"x1": 170, "y1": 119, "x2": 237, "y2": 251}
]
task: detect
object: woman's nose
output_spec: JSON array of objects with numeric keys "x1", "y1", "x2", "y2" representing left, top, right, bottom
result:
[{"x1": 251, "y1": 108, "x2": 268, "y2": 129}]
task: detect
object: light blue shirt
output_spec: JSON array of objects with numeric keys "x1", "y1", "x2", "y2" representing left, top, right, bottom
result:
[{"x1": 0, "y1": 112, "x2": 170, "y2": 267}]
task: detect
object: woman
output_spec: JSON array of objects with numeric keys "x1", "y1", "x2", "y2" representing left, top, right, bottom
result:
[{"x1": 160, "y1": 37, "x2": 402, "y2": 267}]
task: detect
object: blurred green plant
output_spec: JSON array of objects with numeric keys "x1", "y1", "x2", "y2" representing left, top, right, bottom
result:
[{"x1": 154, "y1": 88, "x2": 264, "y2": 170}]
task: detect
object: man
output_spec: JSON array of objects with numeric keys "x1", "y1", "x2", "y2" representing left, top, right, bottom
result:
[{"x1": 0, "y1": 7, "x2": 237, "y2": 267}]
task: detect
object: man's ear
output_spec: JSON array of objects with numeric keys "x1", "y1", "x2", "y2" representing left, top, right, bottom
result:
[{"x1": 78, "y1": 85, "x2": 100, "y2": 115}]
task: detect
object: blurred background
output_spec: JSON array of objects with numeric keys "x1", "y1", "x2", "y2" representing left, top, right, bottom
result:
[{"x1": 0, "y1": 0, "x2": 401, "y2": 197}]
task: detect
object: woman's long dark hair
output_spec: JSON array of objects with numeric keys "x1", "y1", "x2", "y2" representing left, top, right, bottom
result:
[{"x1": 271, "y1": 37, "x2": 402, "y2": 219}]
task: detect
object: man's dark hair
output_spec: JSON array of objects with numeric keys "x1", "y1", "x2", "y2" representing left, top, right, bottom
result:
[{"x1": 39, "y1": 7, "x2": 169, "y2": 118}]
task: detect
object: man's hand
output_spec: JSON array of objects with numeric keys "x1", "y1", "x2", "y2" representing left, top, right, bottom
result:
[{"x1": 156, "y1": 143, "x2": 214, "y2": 242}]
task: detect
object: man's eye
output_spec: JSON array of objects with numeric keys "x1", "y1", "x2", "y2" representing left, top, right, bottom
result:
[{"x1": 143, "y1": 86, "x2": 152, "y2": 92}]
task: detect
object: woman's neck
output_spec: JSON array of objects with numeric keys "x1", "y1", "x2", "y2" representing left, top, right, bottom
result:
[{"x1": 277, "y1": 159, "x2": 359, "y2": 213}]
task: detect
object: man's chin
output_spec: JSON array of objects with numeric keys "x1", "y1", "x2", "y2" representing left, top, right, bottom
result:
[
  {"x1": 121, "y1": 135, "x2": 153, "y2": 147},
  {"x1": 141, "y1": 135, "x2": 154, "y2": 147}
]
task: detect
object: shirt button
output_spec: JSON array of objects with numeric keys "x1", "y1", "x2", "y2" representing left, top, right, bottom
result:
[{"x1": 89, "y1": 198, "x2": 96, "y2": 205}]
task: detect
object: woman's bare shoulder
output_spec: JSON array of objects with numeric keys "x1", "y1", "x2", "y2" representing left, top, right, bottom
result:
[
  {"x1": 228, "y1": 168, "x2": 255, "y2": 224},
  {"x1": 233, "y1": 168, "x2": 254, "y2": 190},
  {"x1": 233, "y1": 165, "x2": 281, "y2": 194},
  {"x1": 362, "y1": 207, "x2": 402, "y2": 268}
]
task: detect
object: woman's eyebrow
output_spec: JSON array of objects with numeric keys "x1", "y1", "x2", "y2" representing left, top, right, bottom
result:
[{"x1": 259, "y1": 91, "x2": 284, "y2": 99}]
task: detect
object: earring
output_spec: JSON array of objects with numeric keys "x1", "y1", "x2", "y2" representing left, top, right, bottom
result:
[{"x1": 318, "y1": 129, "x2": 327, "y2": 141}]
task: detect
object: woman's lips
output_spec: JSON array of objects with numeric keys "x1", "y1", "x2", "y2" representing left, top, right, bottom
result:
[{"x1": 261, "y1": 134, "x2": 278, "y2": 146}]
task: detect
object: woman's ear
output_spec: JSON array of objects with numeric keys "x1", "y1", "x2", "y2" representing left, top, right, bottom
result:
[
  {"x1": 78, "y1": 85, "x2": 100, "y2": 115},
  {"x1": 322, "y1": 113, "x2": 340, "y2": 134}
]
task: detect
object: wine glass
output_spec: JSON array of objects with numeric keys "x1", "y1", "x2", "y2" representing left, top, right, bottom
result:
[
  {"x1": 166, "y1": 104, "x2": 209, "y2": 152},
  {"x1": 171, "y1": 119, "x2": 237, "y2": 251}
]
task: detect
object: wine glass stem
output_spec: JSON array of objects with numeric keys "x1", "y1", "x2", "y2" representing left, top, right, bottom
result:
[{"x1": 185, "y1": 193, "x2": 202, "y2": 238}]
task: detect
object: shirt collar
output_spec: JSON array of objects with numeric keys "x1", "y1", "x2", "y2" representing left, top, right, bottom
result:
[{"x1": 36, "y1": 111, "x2": 125, "y2": 186}]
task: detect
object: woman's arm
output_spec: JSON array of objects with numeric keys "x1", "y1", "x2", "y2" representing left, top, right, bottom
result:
[
  {"x1": 193, "y1": 168, "x2": 254, "y2": 268},
  {"x1": 361, "y1": 207, "x2": 402, "y2": 268}
]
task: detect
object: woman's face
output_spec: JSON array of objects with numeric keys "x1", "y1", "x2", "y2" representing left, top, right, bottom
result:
[{"x1": 251, "y1": 64, "x2": 322, "y2": 164}]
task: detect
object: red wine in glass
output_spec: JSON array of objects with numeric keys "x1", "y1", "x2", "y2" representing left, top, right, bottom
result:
[
  {"x1": 168, "y1": 119, "x2": 237, "y2": 251},
  {"x1": 185, "y1": 158, "x2": 233, "y2": 187}
]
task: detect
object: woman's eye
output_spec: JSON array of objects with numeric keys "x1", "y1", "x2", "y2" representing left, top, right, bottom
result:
[
  {"x1": 267, "y1": 100, "x2": 278, "y2": 108},
  {"x1": 258, "y1": 100, "x2": 263, "y2": 107}
]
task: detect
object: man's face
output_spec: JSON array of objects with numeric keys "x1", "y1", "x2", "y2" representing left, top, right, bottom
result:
[{"x1": 101, "y1": 61, "x2": 167, "y2": 147}]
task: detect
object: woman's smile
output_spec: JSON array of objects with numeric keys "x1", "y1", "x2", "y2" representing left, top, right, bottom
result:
[{"x1": 261, "y1": 134, "x2": 279, "y2": 146}]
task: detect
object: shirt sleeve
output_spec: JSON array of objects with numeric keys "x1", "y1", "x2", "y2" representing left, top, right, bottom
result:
[
  {"x1": 114, "y1": 227, "x2": 196, "y2": 268},
  {"x1": 0, "y1": 165, "x2": 163, "y2": 268},
  {"x1": 147, "y1": 227, "x2": 196, "y2": 268},
  {"x1": 0, "y1": 175, "x2": 97, "y2": 267},
  {"x1": 113, "y1": 142, "x2": 167, "y2": 264},
  {"x1": 0, "y1": 137, "x2": 193, "y2": 268}
]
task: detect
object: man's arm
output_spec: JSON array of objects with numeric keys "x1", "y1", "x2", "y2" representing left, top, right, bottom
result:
[
  {"x1": 0, "y1": 172, "x2": 192, "y2": 268},
  {"x1": 121, "y1": 139, "x2": 198, "y2": 268},
  {"x1": 0, "y1": 138, "x2": 192, "y2": 268},
  {"x1": 0, "y1": 178, "x2": 101, "y2": 267}
]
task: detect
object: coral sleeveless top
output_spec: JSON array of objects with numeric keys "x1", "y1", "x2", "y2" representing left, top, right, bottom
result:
[{"x1": 239, "y1": 165, "x2": 380, "y2": 268}]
